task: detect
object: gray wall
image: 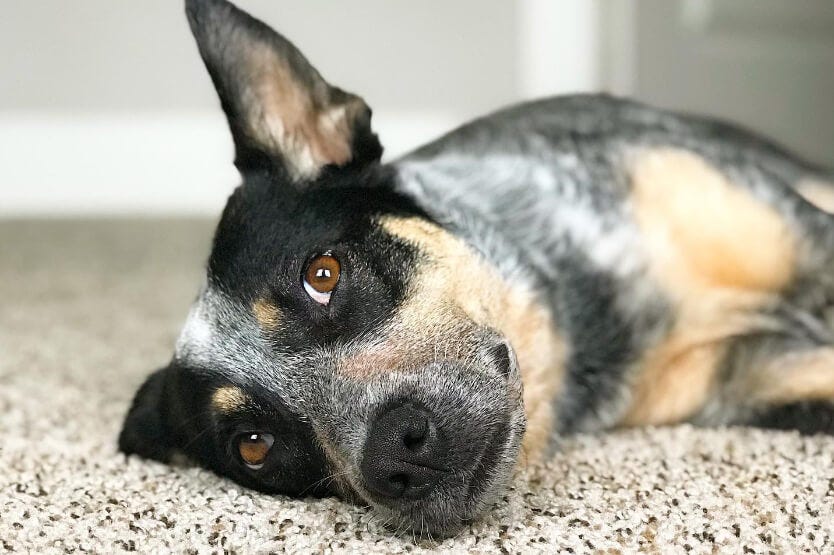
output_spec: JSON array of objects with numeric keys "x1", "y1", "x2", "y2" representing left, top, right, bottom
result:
[
  {"x1": 1, "y1": 1, "x2": 519, "y2": 120},
  {"x1": 2, "y1": 1, "x2": 831, "y2": 215},
  {"x1": 630, "y1": 0, "x2": 834, "y2": 166}
]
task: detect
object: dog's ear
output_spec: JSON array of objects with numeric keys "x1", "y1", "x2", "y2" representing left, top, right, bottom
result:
[
  {"x1": 185, "y1": 0, "x2": 383, "y2": 181},
  {"x1": 119, "y1": 366, "x2": 176, "y2": 462}
]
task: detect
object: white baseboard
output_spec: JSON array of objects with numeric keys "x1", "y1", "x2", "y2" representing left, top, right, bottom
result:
[{"x1": 0, "y1": 111, "x2": 459, "y2": 217}]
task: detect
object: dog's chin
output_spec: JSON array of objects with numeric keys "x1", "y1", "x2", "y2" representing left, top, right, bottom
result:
[{"x1": 353, "y1": 403, "x2": 526, "y2": 538}]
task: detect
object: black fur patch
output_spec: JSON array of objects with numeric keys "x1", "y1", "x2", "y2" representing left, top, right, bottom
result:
[
  {"x1": 208, "y1": 168, "x2": 426, "y2": 348},
  {"x1": 748, "y1": 401, "x2": 834, "y2": 436},
  {"x1": 119, "y1": 367, "x2": 175, "y2": 462},
  {"x1": 553, "y1": 255, "x2": 668, "y2": 433}
]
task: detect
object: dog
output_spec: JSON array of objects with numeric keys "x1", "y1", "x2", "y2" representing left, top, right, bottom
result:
[{"x1": 119, "y1": 0, "x2": 834, "y2": 537}]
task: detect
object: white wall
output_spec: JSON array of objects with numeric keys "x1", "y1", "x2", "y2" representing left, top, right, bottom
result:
[
  {"x1": 601, "y1": 0, "x2": 834, "y2": 167},
  {"x1": 0, "y1": 0, "x2": 601, "y2": 216}
]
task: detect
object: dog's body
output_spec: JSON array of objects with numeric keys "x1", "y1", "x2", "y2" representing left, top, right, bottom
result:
[
  {"x1": 396, "y1": 94, "x2": 834, "y2": 442},
  {"x1": 120, "y1": 0, "x2": 834, "y2": 536}
]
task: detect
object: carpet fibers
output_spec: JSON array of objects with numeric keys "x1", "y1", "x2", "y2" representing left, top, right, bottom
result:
[{"x1": 1, "y1": 220, "x2": 833, "y2": 554}]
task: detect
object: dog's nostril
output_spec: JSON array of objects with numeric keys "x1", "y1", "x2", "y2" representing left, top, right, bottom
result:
[
  {"x1": 489, "y1": 340, "x2": 515, "y2": 378},
  {"x1": 403, "y1": 418, "x2": 428, "y2": 451},
  {"x1": 389, "y1": 473, "x2": 408, "y2": 492}
]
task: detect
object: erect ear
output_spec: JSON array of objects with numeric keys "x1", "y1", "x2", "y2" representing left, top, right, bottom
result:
[
  {"x1": 119, "y1": 366, "x2": 176, "y2": 462},
  {"x1": 185, "y1": 0, "x2": 383, "y2": 180}
]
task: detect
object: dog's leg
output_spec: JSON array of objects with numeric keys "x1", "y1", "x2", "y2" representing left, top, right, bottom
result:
[
  {"x1": 746, "y1": 400, "x2": 834, "y2": 435},
  {"x1": 741, "y1": 347, "x2": 834, "y2": 434},
  {"x1": 697, "y1": 337, "x2": 834, "y2": 435}
]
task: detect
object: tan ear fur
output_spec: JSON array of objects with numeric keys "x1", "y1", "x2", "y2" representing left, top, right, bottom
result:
[{"x1": 186, "y1": 0, "x2": 381, "y2": 179}]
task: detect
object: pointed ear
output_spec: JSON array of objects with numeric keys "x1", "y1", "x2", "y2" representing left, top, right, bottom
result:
[
  {"x1": 119, "y1": 367, "x2": 175, "y2": 462},
  {"x1": 185, "y1": 0, "x2": 383, "y2": 180}
]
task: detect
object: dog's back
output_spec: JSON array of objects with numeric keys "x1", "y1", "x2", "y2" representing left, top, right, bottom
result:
[{"x1": 395, "y1": 93, "x2": 834, "y2": 440}]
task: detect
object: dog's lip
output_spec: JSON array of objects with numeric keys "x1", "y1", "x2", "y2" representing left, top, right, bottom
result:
[{"x1": 464, "y1": 416, "x2": 511, "y2": 501}]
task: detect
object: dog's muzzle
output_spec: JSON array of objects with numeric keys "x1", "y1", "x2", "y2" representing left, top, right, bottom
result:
[{"x1": 317, "y1": 336, "x2": 526, "y2": 536}]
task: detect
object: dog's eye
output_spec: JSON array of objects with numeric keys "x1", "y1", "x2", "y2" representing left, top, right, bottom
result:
[
  {"x1": 237, "y1": 432, "x2": 274, "y2": 470},
  {"x1": 303, "y1": 254, "x2": 340, "y2": 305}
]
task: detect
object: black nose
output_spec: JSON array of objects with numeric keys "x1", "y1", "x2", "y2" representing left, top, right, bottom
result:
[{"x1": 360, "y1": 403, "x2": 448, "y2": 500}]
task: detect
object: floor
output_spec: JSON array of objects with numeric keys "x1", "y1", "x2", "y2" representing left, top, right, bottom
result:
[{"x1": 1, "y1": 220, "x2": 832, "y2": 553}]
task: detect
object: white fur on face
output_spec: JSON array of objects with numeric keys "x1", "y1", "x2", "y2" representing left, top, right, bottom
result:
[{"x1": 174, "y1": 285, "x2": 303, "y2": 406}]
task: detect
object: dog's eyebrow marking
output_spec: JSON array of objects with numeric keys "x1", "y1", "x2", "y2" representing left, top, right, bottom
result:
[
  {"x1": 174, "y1": 288, "x2": 298, "y2": 408},
  {"x1": 252, "y1": 298, "x2": 282, "y2": 330},
  {"x1": 796, "y1": 178, "x2": 834, "y2": 213},
  {"x1": 212, "y1": 386, "x2": 250, "y2": 414}
]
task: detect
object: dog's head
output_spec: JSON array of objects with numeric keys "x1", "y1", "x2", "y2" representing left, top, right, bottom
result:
[{"x1": 120, "y1": 0, "x2": 539, "y2": 536}]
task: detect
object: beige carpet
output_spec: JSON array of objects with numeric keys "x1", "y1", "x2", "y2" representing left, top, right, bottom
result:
[{"x1": 1, "y1": 219, "x2": 833, "y2": 554}]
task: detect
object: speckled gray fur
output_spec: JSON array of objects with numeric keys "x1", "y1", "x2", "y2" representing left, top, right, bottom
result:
[{"x1": 394, "y1": 94, "x2": 834, "y2": 433}]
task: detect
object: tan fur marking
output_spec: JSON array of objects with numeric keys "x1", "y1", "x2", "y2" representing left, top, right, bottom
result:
[
  {"x1": 623, "y1": 149, "x2": 797, "y2": 426},
  {"x1": 212, "y1": 386, "x2": 249, "y2": 413},
  {"x1": 252, "y1": 298, "x2": 281, "y2": 330},
  {"x1": 797, "y1": 178, "x2": 834, "y2": 213},
  {"x1": 247, "y1": 44, "x2": 362, "y2": 179},
  {"x1": 753, "y1": 348, "x2": 834, "y2": 404},
  {"x1": 622, "y1": 339, "x2": 723, "y2": 426},
  {"x1": 338, "y1": 216, "x2": 567, "y2": 463},
  {"x1": 622, "y1": 302, "x2": 776, "y2": 426},
  {"x1": 631, "y1": 148, "x2": 796, "y2": 293}
]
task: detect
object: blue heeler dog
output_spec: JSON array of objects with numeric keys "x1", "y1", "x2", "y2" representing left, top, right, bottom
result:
[{"x1": 120, "y1": 0, "x2": 834, "y2": 536}]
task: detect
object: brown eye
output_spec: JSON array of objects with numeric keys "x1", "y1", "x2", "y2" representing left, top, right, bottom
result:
[
  {"x1": 237, "y1": 432, "x2": 274, "y2": 470},
  {"x1": 303, "y1": 254, "x2": 341, "y2": 304}
]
